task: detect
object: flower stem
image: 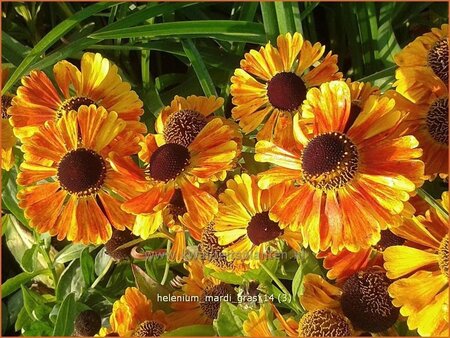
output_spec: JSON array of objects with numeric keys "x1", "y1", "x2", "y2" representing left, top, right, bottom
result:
[
  {"x1": 90, "y1": 258, "x2": 113, "y2": 289},
  {"x1": 259, "y1": 262, "x2": 291, "y2": 299}
]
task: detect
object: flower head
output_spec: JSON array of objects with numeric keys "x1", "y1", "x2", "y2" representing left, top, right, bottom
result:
[
  {"x1": 256, "y1": 80, "x2": 424, "y2": 253},
  {"x1": 231, "y1": 32, "x2": 341, "y2": 148},
  {"x1": 17, "y1": 105, "x2": 141, "y2": 244},
  {"x1": 9, "y1": 52, "x2": 146, "y2": 140}
]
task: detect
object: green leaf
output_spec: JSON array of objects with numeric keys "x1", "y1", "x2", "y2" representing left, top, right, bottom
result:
[
  {"x1": 56, "y1": 260, "x2": 85, "y2": 301},
  {"x1": 2, "y1": 269, "x2": 49, "y2": 299},
  {"x1": 54, "y1": 243, "x2": 87, "y2": 264},
  {"x1": 5, "y1": 290, "x2": 24, "y2": 331},
  {"x1": 242, "y1": 259, "x2": 279, "y2": 282},
  {"x1": 23, "y1": 321, "x2": 53, "y2": 336},
  {"x1": 292, "y1": 262, "x2": 303, "y2": 299},
  {"x1": 260, "y1": 2, "x2": 279, "y2": 42},
  {"x1": 1, "y1": 32, "x2": 31, "y2": 66},
  {"x1": 164, "y1": 324, "x2": 216, "y2": 336},
  {"x1": 132, "y1": 264, "x2": 171, "y2": 312},
  {"x1": 52, "y1": 293, "x2": 76, "y2": 336},
  {"x1": 2, "y1": 1, "x2": 117, "y2": 94},
  {"x1": 29, "y1": 2, "x2": 200, "y2": 71},
  {"x1": 2, "y1": 168, "x2": 27, "y2": 226},
  {"x1": 181, "y1": 39, "x2": 218, "y2": 98},
  {"x1": 94, "y1": 247, "x2": 113, "y2": 276},
  {"x1": 89, "y1": 20, "x2": 266, "y2": 44},
  {"x1": 377, "y1": 3, "x2": 401, "y2": 66},
  {"x1": 80, "y1": 248, "x2": 95, "y2": 287},
  {"x1": 213, "y1": 302, "x2": 244, "y2": 336},
  {"x1": 21, "y1": 286, "x2": 52, "y2": 321},
  {"x1": 2, "y1": 301, "x2": 8, "y2": 335},
  {"x1": 274, "y1": 1, "x2": 296, "y2": 34},
  {"x1": 210, "y1": 271, "x2": 245, "y2": 285},
  {"x1": 21, "y1": 244, "x2": 38, "y2": 273}
]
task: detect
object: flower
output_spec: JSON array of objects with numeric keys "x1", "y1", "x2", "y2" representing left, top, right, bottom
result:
[
  {"x1": 243, "y1": 306, "x2": 274, "y2": 337},
  {"x1": 198, "y1": 222, "x2": 248, "y2": 274},
  {"x1": 154, "y1": 95, "x2": 223, "y2": 146},
  {"x1": 389, "y1": 24, "x2": 448, "y2": 178},
  {"x1": 98, "y1": 287, "x2": 170, "y2": 336},
  {"x1": 1, "y1": 66, "x2": 16, "y2": 171},
  {"x1": 272, "y1": 301, "x2": 354, "y2": 337},
  {"x1": 9, "y1": 52, "x2": 146, "y2": 140},
  {"x1": 388, "y1": 70, "x2": 448, "y2": 178},
  {"x1": 300, "y1": 269, "x2": 399, "y2": 333},
  {"x1": 394, "y1": 24, "x2": 448, "y2": 85},
  {"x1": 318, "y1": 229, "x2": 407, "y2": 283},
  {"x1": 111, "y1": 116, "x2": 240, "y2": 243},
  {"x1": 230, "y1": 32, "x2": 341, "y2": 147},
  {"x1": 383, "y1": 192, "x2": 449, "y2": 337},
  {"x1": 168, "y1": 259, "x2": 237, "y2": 325},
  {"x1": 255, "y1": 80, "x2": 424, "y2": 253},
  {"x1": 214, "y1": 173, "x2": 302, "y2": 268},
  {"x1": 17, "y1": 105, "x2": 141, "y2": 244}
]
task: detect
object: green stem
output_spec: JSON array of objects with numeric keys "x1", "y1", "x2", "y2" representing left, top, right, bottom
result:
[
  {"x1": 259, "y1": 262, "x2": 291, "y2": 298},
  {"x1": 35, "y1": 235, "x2": 58, "y2": 288},
  {"x1": 160, "y1": 240, "x2": 171, "y2": 286},
  {"x1": 90, "y1": 258, "x2": 113, "y2": 289},
  {"x1": 417, "y1": 188, "x2": 448, "y2": 218}
]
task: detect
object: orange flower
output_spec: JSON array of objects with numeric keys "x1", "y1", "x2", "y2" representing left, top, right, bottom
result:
[
  {"x1": 168, "y1": 259, "x2": 237, "y2": 326},
  {"x1": 9, "y1": 52, "x2": 146, "y2": 140},
  {"x1": 214, "y1": 174, "x2": 302, "y2": 268},
  {"x1": 17, "y1": 105, "x2": 141, "y2": 244},
  {"x1": 384, "y1": 192, "x2": 449, "y2": 337},
  {"x1": 299, "y1": 269, "x2": 399, "y2": 334},
  {"x1": 110, "y1": 116, "x2": 240, "y2": 242},
  {"x1": 255, "y1": 80, "x2": 424, "y2": 253},
  {"x1": 230, "y1": 32, "x2": 341, "y2": 149},
  {"x1": 98, "y1": 287, "x2": 170, "y2": 336}
]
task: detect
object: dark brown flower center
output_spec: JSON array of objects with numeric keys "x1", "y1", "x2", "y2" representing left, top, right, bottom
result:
[
  {"x1": 164, "y1": 110, "x2": 208, "y2": 147},
  {"x1": 427, "y1": 38, "x2": 448, "y2": 83},
  {"x1": 1, "y1": 95, "x2": 13, "y2": 119},
  {"x1": 59, "y1": 97, "x2": 95, "y2": 116},
  {"x1": 246, "y1": 211, "x2": 283, "y2": 246},
  {"x1": 267, "y1": 72, "x2": 306, "y2": 111},
  {"x1": 426, "y1": 97, "x2": 448, "y2": 145},
  {"x1": 199, "y1": 283, "x2": 237, "y2": 319},
  {"x1": 344, "y1": 101, "x2": 363, "y2": 132},
  {"x1": 57, "y1": 148, "x2": 106, "y2": 196},
  {"x1": 302, "y1": 132, "x2": 359, "y2": 190},
  {"x1": 73, "y1": 310, "x2": 101, "y2": 337},
  {"x1": 168, "y1": 189, "x2": 187, "y2": 219},
  {"x1": 373, "y1": 230, "x2": 405, "y2": 252},
  {"x1": 133, "y1": 320, "x2": 166, "y2": 337},
  {"x1": 148, "y1": 143, "x2": 190, "y2": 182},
  {"x1": 438, "y1": 235, "x2": 448, "y2": 278},
  {"x1": 199, "y1": 222, "x2": 234, "y2": 270},
  {"x1": 104, "y1": 229, "x2": 137, "y2": 261},
  {"x1": 341, "y1": 269, "x2": 399, "y2": 332},
  {"x1": 299, "y1": 309, "x2": 353, "y2": 337}
]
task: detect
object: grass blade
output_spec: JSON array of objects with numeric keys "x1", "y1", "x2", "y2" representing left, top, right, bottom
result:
[
  {"x1": 260, "y1": 2, "x2": 279, "y2": 42},
  {"x1": 29, "y1": 3, "x2": 198, "y2": 73},
  {"x1": 182, "y1": 39, "x2": 218, "y2": 98},
  {"x1": 378, "y1": 3, "x2": 401, "y2": 66},
  {"x1": 1, "y1": 32, "x2": 31, "y2": 66},
  {"x1": 274, "y1": 1, "x2": 296, "y2": 34},
  {"x1": 2, "y1": 2, "x2": 116, "y2": 94},
  {"x1": 89, "y1": 20, "x2": 266, "y2": 44}
]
